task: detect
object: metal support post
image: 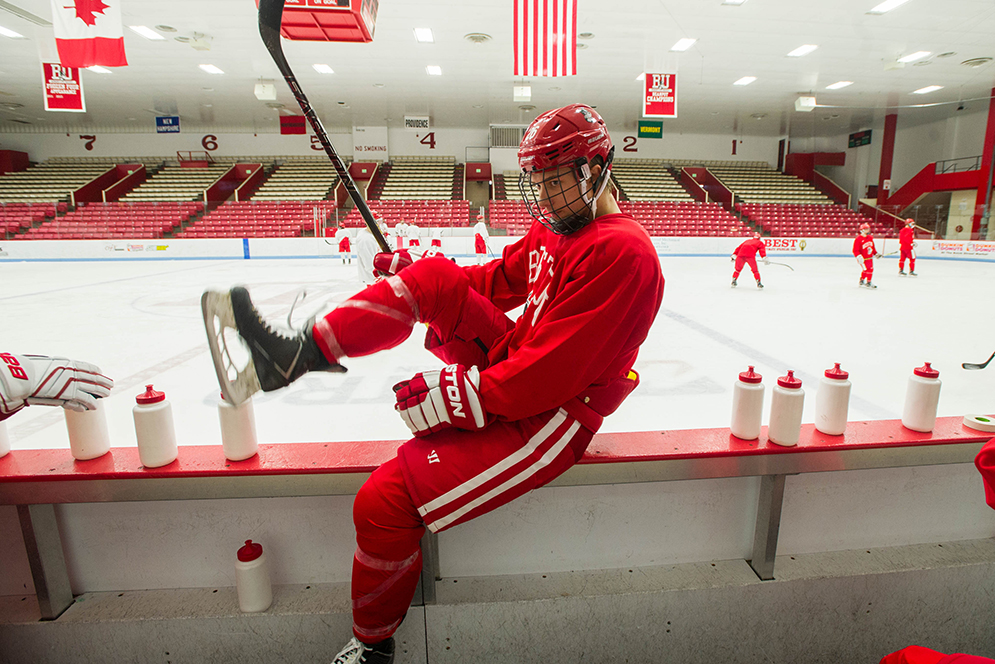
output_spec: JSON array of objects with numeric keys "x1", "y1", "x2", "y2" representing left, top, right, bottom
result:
[
  {"x1": 17, "y1": 504, "x2": 74, "y2": 620},
  {"x1": 749, "y1": 474, "x2": 786, "y2": 581}
]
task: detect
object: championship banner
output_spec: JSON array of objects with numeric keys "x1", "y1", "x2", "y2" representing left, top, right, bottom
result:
[
  {"x1": 42, "y1": 63, "x2": 86, "y2": 113},
  {"x1": 50, "y1": 0, "x2": 128, "y2": 68},
  {"x1": 643, "y1": 73, "x2": 677, "y2": 118},
  {"x1": 280, "y1": 115, "x2": 306, "y2": 135},
  {"x1": 513, "y1": 0, "x2": 577, "y2": 77}
]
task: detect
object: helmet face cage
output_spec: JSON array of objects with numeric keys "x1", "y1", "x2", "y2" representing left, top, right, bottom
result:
[{"x1": 519, "y1": 151, "x2": 613, "y2": 235}]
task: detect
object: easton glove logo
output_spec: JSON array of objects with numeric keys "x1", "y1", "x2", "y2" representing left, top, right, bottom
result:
[{"x1": 443, "y1": 365, "x2": 465, "y2": 419}]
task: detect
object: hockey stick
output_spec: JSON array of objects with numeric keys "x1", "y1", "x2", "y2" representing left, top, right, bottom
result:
[
  {"x1": 963, "y1": 351, "x2": 995, "y2": 370},
  {"x1": 258, "y1": 0, "x2": 389, "y2": 254},
  {"x1": 765, "y1": 260, "x2": 794, "y2": 271}
]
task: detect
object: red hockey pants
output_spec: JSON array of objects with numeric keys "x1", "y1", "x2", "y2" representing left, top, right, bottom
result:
[
  {"x1": 733, "y1": 255, "x2": 760, "y2": 280},
  {"x1": 899, "y1": 248, "x2": 915, "y2": 272},
  {"x1": 310, "y1": 257, "x2": 594, "y2": 643}
]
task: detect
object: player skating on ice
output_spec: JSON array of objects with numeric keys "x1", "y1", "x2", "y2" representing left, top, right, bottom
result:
[
  {"x1": 405, "y1": 222, "x2": 421, "y2": 248},
  {"x1": 202, "y1": 103, "x2": 665, "y2": 664},
  {"x1": 899, "y1": 218, "x2": 918, "y2": 276},
  {"x1": 853, "y1": 222, "x2": 881, "y2": 289},
  {"x1": 731, "y1": 232, "x2": 767, "y2": 289},
  {"x1": 472, "y1": 218, "x2": 489, "y2": 265},
  {"x1": 430, "y1": 226, "x2": 442, "y2": 249},
  {"x1": 0, "y1": 353, "x2": 113, "y2": 421},
  {"x1": 334, "y1": 224, "x2": 352, "y2": 265}
]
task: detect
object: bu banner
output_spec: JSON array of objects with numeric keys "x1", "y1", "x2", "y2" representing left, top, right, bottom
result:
[
  {"x1": 42, "y1": 63, "x2": 85, "y2": 113},
  {"x1": 643, "y1": 73, "x2": 677, "y2": 118},
  {"x1": 156, "y1": 116, "x2": 180, "y2": 133}
]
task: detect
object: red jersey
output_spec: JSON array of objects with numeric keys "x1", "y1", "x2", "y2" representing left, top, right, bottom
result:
[
  {"x1": 463, "y1": 213, "x2": 664, "y2": 431},
  {"x1": 853, "y1": 235, "x2": 877, "y2": 259},
  {"x1": 977, "y1": 438, "x2": 995, "y2": 511},
  {"x1": 899, "y1": 226, "x2": 915, "y2": 249},
  {"x1": 734, "y1": 238, "x2": 767, "y2": 259},
  {"x1": 474, "y1": 233, "x2": 487, "y2": 254}
]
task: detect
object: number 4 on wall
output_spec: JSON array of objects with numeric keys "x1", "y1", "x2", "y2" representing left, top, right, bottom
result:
[{"x1": 419, "y1": 132, "x2": 436, "y2": 149}]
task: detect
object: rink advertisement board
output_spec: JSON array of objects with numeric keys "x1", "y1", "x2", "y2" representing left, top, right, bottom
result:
[
  {"x1": 643, "y1": 73, "x2": 677, "y2": 118},
  {"x1": 42, "y1": 63, "x2": 85, "y2": 113}
]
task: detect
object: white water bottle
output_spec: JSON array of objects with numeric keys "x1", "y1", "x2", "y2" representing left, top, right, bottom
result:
[
  {"x1": 133, "y1": 385, "x2": 177, "y2": 468},
  {"x1": 218, "y1": 394, "x2": 258, "y2": 461},
  {"x1": 815, "y1": 363, "x2": 851, "y2": 436},
  {"x1": 0, "y1": 420, "x2": 9, "y2": 459},
  {"x1": 731, "y1": 366, "x2": 764, "y2": 440},
  {"x1": 235, "y1": 539, "x2": 273, "y2": 613},
  {"x1": 65, "y1": 401, "x2": 111, "y2": 460},
  {"x1": 768, "y1": 370, "x2": 804, "y2": 447},
  {"x1": 902, "y1": 362, "x2": 941, "y2": 432}
]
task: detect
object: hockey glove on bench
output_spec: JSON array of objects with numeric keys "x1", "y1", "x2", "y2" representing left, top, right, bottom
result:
[
  {"x1": 0, "y1": 353, "x2": 114, "y2": 420},
  {"x1": 393, "y1": 364, "x2": 487, "y2": 437}
]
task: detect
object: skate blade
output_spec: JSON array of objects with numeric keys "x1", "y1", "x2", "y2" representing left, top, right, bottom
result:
[{"x1": 201, "y1": 290, "x2": 261, "y2": 405}]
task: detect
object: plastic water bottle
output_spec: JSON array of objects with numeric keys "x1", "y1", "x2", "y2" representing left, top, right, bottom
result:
[
  {"x1": 65, "y1": 401, "x2": 111, "y2": 460},
  {"x1": 731, "y1": 366, "x2": 764, "y2": 440},
  {"x1": 235, "y1": 539, "x2": 273, "y2": 613},
  {"x1": 133, "y1": 385, "x2": 177, "y2": 468},
  {"x1": 815, "y1": 363, "x2": 851, "y2": 436},
  {"x1": 902, "y1": 362, "x2": 941, "y2": 432},
  {"x1": 218, "y1": 394, "x2": 258, "y2": 461},
  {"x1": 768, "y1": 370, "x2": 804, "y2": 447},
  {"x1": 0, "y1": 420, "x2": 9, "y2": 459}
]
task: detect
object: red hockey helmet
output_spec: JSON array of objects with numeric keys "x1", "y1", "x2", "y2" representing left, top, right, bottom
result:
[
  {"x1": 906, "y1": 218, "x2": 915, "y2": 226},
  {"x1": 753, "y1": 232, "x2": 761, "y2": 239},
  {"x1": 518, "y1": 104, "x2": 615, "y2": 235},
  {"x1": 860, "y1": 222, "x2": 870, "y2": 232}
]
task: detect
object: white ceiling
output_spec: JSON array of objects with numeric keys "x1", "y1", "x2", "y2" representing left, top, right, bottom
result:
[{"x1": 0, "y1": 0, "x2": 993, "y2": 138}]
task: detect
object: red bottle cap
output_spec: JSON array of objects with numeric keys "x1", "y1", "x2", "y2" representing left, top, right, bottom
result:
[
  {"x1": 824, "y1": 362, "x2": 849, "y2": 380},
  {"x1": 777, "y1": 370, "x2": 802, "y2": 389},
  {"x1": 135, "y1": 384, "x2": 165, "y2": 404},
  {"x1": 738, "y1": 366, "x2": 762, "y2": 384},
  {"x1": 237, "y1": 539, "x2": 263, "y2": 562},
  {"x1": 913, "y1": 362, "x2": 939, "y2": 378}
]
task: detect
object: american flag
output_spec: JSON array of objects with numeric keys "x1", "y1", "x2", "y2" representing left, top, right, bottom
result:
[{"x1": 514, "y1": 0, "x2": 577, "y2": 78}]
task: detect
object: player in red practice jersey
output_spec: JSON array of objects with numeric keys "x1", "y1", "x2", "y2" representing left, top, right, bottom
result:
[
  {"x1": 202, "y1": 104, "x2": 665, "y2": 664},
  {"x1": 731, "y1": 233, "x2": 768, "y2": 289},
  {"x1": 977, "y1": 437, "x2": 995, "y2": 511},
  {"x1": 898, "y1": 218, "x2": 917, "y2": 276},
  {"x1": 853, "y1": 223, "x2": 881, "y2": 289}
]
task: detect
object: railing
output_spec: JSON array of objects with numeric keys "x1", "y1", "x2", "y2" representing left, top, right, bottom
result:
[{"x1": 935, "y1": 155, "x2": 982, "y2": 174}]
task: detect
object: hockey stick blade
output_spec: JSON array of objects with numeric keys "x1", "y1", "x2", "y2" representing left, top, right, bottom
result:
[
  {"x1": 201, "y1": 290, "x2": 261, "y2": 405},
  {"x1": 962, "y1": 351, "x2": 995, "y2": 370},
  {"x1": 258, "y1": 0, "x2": 389, "y2": 254},
  {"x1": 766, "y1": 260, "x2": 794, "y2": 271}
]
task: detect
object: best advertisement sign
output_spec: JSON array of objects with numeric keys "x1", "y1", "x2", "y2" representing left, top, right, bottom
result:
[
  {"x1": 42, "y1": 63, "x2": 85, "y2": 113},
  {"x1": 643, "y1": 73, "x2": 676, "y2": 118}
]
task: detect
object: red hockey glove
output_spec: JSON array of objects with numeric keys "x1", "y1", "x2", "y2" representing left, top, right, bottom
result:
[
  {"x1": 393, "y1": 364, "x2": 487, "y2": 437},
  {"x1": 373, "y1": 249, "x2": 414, "y2": 277}
]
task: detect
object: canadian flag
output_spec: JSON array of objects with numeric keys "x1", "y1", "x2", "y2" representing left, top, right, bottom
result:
[{"x1": 50, "y1": 0, "x2": 128, "y2": 68}]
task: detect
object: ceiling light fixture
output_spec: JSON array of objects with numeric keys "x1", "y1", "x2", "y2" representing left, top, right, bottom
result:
[
  {"x1": 795, "y1": 96, "x2": 817, "y2": 111},
  {"x1": 898, "y1": 51, "x2": 930, "y2": 63},
  {"x1": 787, "y1": 44, "x2": 818, "y2": 57},
  {"x1": 128, "y1": 25, "x2": 165, "y2": 40},
  {"x1": 426, "y1": 65, "x2": 442, "y2": 76},
  {"x1": 0, "y1": 25, "x2": 25, "y2": 39},
  {"x1": 513, "y1": 85, "x2": 531, "y2": 102},
  {"x1": 825, "y1": 81, "x2": 853, "y2": 89},
  {"x1": 312, "y1": 64, "x2": 334, "y2": 74},
  {"x1": 199, "y1": 64, "x2": 224, "y2": 75},
  {"x1": 733, "y1": 76, "x2": 756, "y2": 86},
  {"x1": 86, "y1": 66, "x2": 112, "y2": 74},
  {"x1": 414, "y1": 28, "x2": 434, "y2": 43},
  {"x1": 722, "y1": 0, "x2": 748, "y2": 5},
  {"x1": 671, "y1": 38, "x2": 697, "y2": 52},
  {"x1": 867, "y1": 0, "x2": 912, "y2": 14},
  {"x1": 912, "y1": 85, "x2": 943, "y2": 94}
]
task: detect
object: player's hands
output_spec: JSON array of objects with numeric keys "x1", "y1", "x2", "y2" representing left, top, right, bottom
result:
[
  {"x1": 373, "y1": 249, "x2": 415, "y2": 277},
  {"x1": 874, "y1": 253, "x2": 882, "y2": 259},
  {"x1": 763, "y1": 258, "x2": 770, "y2": 265},
  {"x1": 0, "y1": 353, "x2": 113, "y2": 419},
  {"x1": 393, "y1": 364, "x2": 487, "y2": 437},
  {"x1": 730, "y1": 254, "x2": 736, "y2": 262}
]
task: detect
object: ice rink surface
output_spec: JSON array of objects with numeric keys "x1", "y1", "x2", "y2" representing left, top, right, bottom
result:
[{"x1": 2, "y1": 252, "x2": 993, "y2": 451}]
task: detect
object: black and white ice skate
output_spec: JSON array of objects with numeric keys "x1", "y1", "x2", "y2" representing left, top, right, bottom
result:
[
  {"x1": 898, "y1": 270, "x2": 907, "y2": 276},
  {"x1": 909, "y1": 271, "x2": 917, "y2": 276},
  {"x1": 201, "y1": 287, "x2": 345, "y2": 405},
  {"x1": 864, "y1": 281, "x2": 878, "y2": 289},
  {"x1": 859, "y1": 279, "x2": 866, "y2": 287},
  {"x1": 756, "y1": 281, "x2": 764, "y2": 289},
  {"x1": 332, "y1": 637, "x2": 395, "y2": 664},
  {"x1": 731, "y1": 279, "x2": 737, "y2": 288}
]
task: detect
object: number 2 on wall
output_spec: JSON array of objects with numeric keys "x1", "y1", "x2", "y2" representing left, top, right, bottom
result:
[
  {"x1": 419, "y1": 132, "x2": 436, "y2": 149},
  {"x1": 623, "y1": 136, "x2": 638, "y2": 152}
]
